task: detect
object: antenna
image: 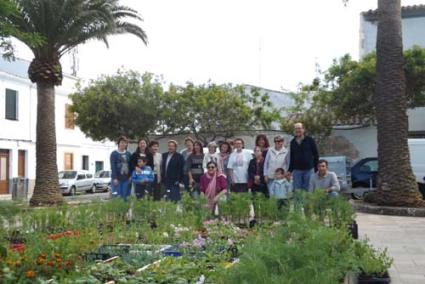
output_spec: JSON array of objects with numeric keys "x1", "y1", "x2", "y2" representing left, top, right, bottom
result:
[
  {"x1": 70, "y1": 47, "x2": 79, "y2": 77},
  {"x1": 258, "y1": 36, "x2": 263, "y2": 86}
]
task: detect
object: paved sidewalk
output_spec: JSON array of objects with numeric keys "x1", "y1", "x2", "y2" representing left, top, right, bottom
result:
[{"x1": 357, "y1": 213, "x2": 425, "y2": 284}]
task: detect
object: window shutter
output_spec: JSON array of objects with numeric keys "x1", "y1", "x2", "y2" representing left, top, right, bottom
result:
[
  {"x1": 65, "y1": 104, "x2": 75, "y2": 129},
  {"x1": 5, "y1": 89, "x2": 18, "y2": 120}
]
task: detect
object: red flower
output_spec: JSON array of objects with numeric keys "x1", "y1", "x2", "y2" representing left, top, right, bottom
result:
[{"x1": 10, "y1": 243, "x2": 26, "y2": 253}]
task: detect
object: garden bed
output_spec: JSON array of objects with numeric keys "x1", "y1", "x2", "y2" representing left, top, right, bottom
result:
[{"x1": 0, "y1": 192, "x2": 392, "y2": 283}]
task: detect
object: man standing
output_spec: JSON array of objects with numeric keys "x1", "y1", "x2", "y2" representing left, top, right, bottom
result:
[
  {"x1": 161, "y1": 140, "x2": 185, "y2": 201},
  {"x1": 309, "y1": 159, "x2": 340, "y2": 197},
  {"x1": 288, "y1": 123, "x2": 319, "y2": 191}
]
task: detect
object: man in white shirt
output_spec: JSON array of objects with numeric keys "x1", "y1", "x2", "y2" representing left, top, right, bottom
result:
[{"x1": 228, "y1": 138, "x2": 253, "y2": 193}]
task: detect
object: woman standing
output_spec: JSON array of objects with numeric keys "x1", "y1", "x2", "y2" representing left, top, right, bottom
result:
[
  {"x1": 255, "y1": 134, "x2": 270, "y2": 158},
  {"x1": 218, "y1": 141, "x2": 232, "y2": 191},
  {"x1": 200, "y1": 161, "x2": 227, "y2": 212},
  {"x1": 228, "y1": 138, "x2": 253, "y2": 193},
  {"x1": 203, "y1": 141, "x2": 219, "y2": 170},
  {"x1": 130, "y1": 138, "x2": 154, "y2": 171},
  {"x1": 248, "y1": 146, "x2": 268, "y2": 197},
  {"x1": 187, "y1": 141, "x2": 205, "y2": 197},
  {"x1": 110, "y1": 136, "x2": 132, "y2": 200},
  {"x1": 149, "y1": 140, "x2": 162, "y2": 201},
  {"x1": 264, "y1": 135, "x2": 289, "y2": 195}
]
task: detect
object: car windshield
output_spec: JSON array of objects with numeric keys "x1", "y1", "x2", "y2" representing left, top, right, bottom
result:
[
  {"x1": 95, "y1": 171, "x2": 110, "y2": 178},
  {"x1": 58, "y1": 171, "x2": 77, "y2": 179}
]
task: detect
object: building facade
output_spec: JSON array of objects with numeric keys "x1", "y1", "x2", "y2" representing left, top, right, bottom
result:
[
  {"x1": 360, "y1": 5, "x2": 425, "y2": 58},
  {"x1": 0, "y1": 58, "x2": 115, "y2": 197}
]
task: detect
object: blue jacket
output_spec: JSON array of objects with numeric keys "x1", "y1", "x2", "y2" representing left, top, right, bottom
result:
[
  {"x1": 132, "y1": 166, "x2": 155, "y2": 184},
  {"x1": 110, "y1": 150, "x2": 131, "y2": 181},
  {"x1": 270, "y1": 179, "x2": 292, "y2": 199}
]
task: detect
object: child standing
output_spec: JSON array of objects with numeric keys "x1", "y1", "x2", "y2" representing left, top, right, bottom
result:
[
  {"x1": 269, "y1": 168, "x2": 292, "y2": 209},
  {"x1": 132, "y1": 156, "x2": 155, "y2": 199}
]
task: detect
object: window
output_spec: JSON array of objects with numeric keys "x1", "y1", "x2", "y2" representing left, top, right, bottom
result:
[
  {"x1": 18, "y1": 150, "x2": 26, "y2": 177},
  {"x1": 5, "y1": 89, "x2": 18, "y2": 120},
  {"x1": 82, "y1": 155, "x2": 89, "y2": 170},
  {"x1": 361, "y1": 160, "x2": 378, "y2": 172},
  {"x1": 65, "y1": 104, "x2": 75, "y2": 129},
  {"x1": 95, "y1": 161, "x2": 104, "y2": 173},
  {"x1": 64, "y1": 153, "x2": 74, "y2": 170},
  {"x1": 86, "y1": 174, "x2": 93, "y2": 179}
]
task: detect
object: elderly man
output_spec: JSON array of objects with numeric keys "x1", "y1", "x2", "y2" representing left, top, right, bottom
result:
[
  {"x1": 288, "y1": 123, "x2": 319, "y2": 191},
  {"x1": 309, "y1": 159, "x2": 340, "y2": 197}
]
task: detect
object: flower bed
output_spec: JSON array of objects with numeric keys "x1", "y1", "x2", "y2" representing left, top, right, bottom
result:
[{"x1": 0, "y1": 192, "x2": 392, "y2": 283}]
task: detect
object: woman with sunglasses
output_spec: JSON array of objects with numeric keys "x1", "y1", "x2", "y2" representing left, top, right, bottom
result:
[{"x1": 200, "y1": 161, "x2": 227, "y2": 211}]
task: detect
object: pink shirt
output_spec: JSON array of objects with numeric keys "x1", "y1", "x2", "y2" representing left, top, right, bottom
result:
[{"x1": 200, "y1": 173, "x2": 227, "y2": 196}]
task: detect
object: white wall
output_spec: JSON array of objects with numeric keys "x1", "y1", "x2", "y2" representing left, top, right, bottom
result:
[{"x1": 360, "y1": 15, "x2": 425, "y2": 58}]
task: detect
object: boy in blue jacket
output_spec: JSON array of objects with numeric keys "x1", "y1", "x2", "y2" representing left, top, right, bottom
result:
[
  {"x1": 269, "y1": 168, "x2": 292, "y2": 209},
  {"x1": 132, "y1": 156, "x2": 155, "y2": 199}
]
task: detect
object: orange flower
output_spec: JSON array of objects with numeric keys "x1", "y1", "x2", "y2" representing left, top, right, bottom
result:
[
  {"x1": 47, "y1": 261, "x2": 55, "y2": 267},
  {"x1": 26, "y1": 270, "x2": 36, "y2": 279},
  {"x1": 36, "y1": 257, "x2": 45, "y2": 265}
]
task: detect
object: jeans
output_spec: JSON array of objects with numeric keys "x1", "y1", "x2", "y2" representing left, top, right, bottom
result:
[
  {"x1": 292, "y1": 169, "x2": 314, "y2": 191},
  {"x1": 112, "y1": 179, "x2": 130, "y2": 201},
  {"x1": 134, "y1": 183, "x2": 153, "y2": 199},
  {"x1": 164, "y1": 183, "x2": 181, "y2": 202}
]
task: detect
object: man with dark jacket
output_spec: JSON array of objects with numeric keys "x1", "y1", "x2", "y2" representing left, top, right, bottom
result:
[
  {"x1": 288, "y1": 123, "x2": 319, "y2": 191},
  {"x1": 161, "y1": 140, "x2": 185, "y2": 201}
]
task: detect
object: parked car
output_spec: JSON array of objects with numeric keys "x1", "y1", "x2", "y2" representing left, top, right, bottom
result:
[
  {"x1": 59, "y1": 170, "x2": 96, "y2": 195},
  {"x1": 94, "y1": 170, "x2": 111, "y2": 192},
  {"x1": 351, "y1": 139, "x2": 425, "y2": 199},
  {"x1": 351, "y1": 157, "x2": 378, "y2": 189}
]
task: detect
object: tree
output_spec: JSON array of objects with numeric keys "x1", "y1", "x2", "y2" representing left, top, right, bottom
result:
[
  {"x1": 72, "y1": 78, "x2": 280, "y2": 145},
  {"x1": 159, "y1": 83, "x2": 280, "y2": 144},
  {"x1": 373, "y1": 0, "x2": 423, "y2": 206},
  {"x1": 71, "y1": 71, "x2": 161, "y2": 141},
  {"x1": 5, "y1": 0, "x2": 147, "y2": 206},
  {"x1": 0, "y1": 1, "x2": 43, "y2": 59}
]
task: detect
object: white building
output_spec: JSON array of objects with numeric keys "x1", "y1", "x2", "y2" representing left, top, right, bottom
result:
[
  {"x1": 0, "y1": 57, "x2": 115, "y2": 198},
  {"x1": 322, "y1": 5, "x2": 425, "y2": 161},
  {"x1": 360, "y1": 5, "x2": 425, "y2": 58}
]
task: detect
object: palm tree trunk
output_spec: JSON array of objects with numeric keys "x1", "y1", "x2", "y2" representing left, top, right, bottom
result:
[
  {"x1": 29, "y1": 83, "x2": 63, "y2": 206},
  {"x1": 374, "y1": 0, "x2": 424, "y2": 206}
]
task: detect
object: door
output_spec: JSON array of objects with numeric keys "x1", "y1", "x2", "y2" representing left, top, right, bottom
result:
[
  {"x1": 18, "y1": 150, "x2": 26, "y2": 177},
  {"x1": 75, "y1": 173, "x2": 86, "y2": 191},
  {"x1": 0, "y1": 150, "x2": 10, "y2": 194},
  {"x1": 64, "y1": 153, "x2": 74, "y2": 170}
]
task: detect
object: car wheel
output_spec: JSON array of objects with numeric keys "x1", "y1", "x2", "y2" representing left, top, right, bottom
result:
[
  {"x1": 104, "y1": 183, "x2": 111, "y2": 193},
  {"x1": 90, "y1": 184, "x2": 96, "y2": 194},
  {"x1": 70, "y1": 186, "x2": 77, "y2": 196},
  {"x1": 351, "y1": 192, "x2": 365, "y2": 200}
]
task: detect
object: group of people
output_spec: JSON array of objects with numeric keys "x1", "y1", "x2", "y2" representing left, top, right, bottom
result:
[{"x1": 110, "y1": 123, "x2": 341, "y2": 211}]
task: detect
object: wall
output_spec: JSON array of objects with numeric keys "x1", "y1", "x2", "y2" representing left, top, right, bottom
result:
[
  {"x1": 360, "y1": 15, "x2": 425, "y2": 58},
  {"x1": 0, "y1": 60, "x2": 115, "y2": 197}
]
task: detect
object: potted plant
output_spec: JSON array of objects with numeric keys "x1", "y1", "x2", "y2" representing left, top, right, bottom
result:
[{"x1": 355, "y1": 240, "x2": 393, "y2": 283}]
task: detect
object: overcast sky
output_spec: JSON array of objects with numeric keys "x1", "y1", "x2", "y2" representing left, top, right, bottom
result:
[{"x1": 14, "y1": 0, "x2": 425, "y2": 91}]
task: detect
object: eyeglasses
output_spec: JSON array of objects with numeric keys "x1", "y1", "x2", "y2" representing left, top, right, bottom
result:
[
  {"x1": 207, "y1": 166, "x2": 216, "y2": 169},
  {"x1": 274, "y1": 140, "x2": 283, "y2": 143}
]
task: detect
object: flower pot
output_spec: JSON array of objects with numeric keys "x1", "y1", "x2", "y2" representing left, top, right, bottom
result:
[
  {"x1": 357, "y1": 272, "x2": 391, "y2": 284},
  {"x1": 348, "y1": 221, "x2": 358, "y2": 239}
]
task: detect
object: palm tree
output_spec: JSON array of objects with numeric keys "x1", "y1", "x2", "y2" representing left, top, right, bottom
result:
[
  {"x1": 374, "y1": 0, "x2": 423, "y2": 206},
  {"x1": 5, "y1": 0, "x2": 147, "y2": 206}
]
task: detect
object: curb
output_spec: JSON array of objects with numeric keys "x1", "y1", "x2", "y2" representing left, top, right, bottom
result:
[{"x1": 350, "y1": 199, "x2": 425, "y2": 217}]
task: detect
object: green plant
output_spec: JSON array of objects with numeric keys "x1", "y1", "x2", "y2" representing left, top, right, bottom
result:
[{"x1": 354, "y1": 239, "x2": 393, "y2": 278}]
